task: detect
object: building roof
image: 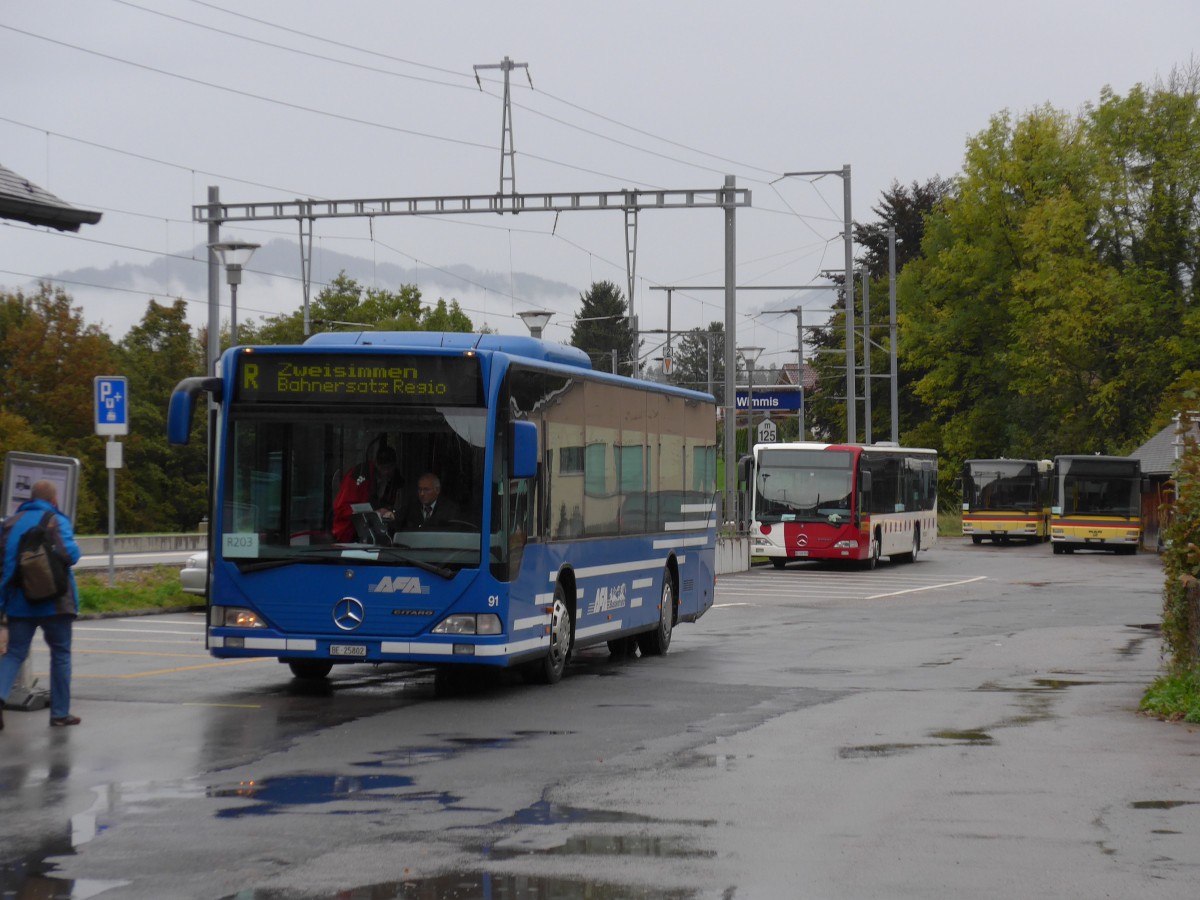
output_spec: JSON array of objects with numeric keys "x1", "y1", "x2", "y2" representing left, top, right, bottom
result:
[
  {"x1": 1130, "y1": 419, "x2": 1200, "y2": 476},
  {"x1": 0, "y1": 163, "x2": 102, "y2": 232},
  {"x1": 778, "y1": 362, "x2": 819, "y2": 392}
]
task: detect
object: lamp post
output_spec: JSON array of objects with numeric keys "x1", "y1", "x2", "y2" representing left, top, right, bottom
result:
[
  {"x1": 738, "y1": 346, "x2": 763, "y2": 449},
  {"x1": 211, "y1": 241, "x2": 260, "y2": 345},
  {"x1": 517, "y1": 310, "x2": 553, "y2": 339}
]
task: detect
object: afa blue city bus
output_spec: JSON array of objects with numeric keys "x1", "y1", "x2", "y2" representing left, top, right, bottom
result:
[{"x1": 167, "y1": 332, "x2": 718, "y2": 684}]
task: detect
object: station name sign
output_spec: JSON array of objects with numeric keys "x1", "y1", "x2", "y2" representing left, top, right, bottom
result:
[{"x1": 234, "y1": 353, "x2": 483, "y2": 405}]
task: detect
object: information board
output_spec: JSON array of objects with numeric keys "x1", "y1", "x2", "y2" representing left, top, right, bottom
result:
[{"x1": 234, "y1": 353, "x2": 484, "y2": 406}]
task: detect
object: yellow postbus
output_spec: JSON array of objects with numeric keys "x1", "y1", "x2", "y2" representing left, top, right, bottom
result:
[
  {"x1": 961, "y1": 458, "x2": 1052, "y2": 544},
  {"x1": 1050, "y1": 455, "x2": 1142, "y2": 555}
]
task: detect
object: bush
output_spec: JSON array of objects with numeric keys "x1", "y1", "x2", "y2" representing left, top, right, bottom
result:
[
  {"x1": 1158, "y1": 438, "x2": 1200, "y2": 669},
  {"x1": 1141, "y1": 669, "x2": 1200, "y2": 723}
]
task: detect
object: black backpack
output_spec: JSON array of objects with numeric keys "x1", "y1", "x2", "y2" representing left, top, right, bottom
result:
[{"x1": 3, "y1": 511, "x2": 71, "y2": 604}]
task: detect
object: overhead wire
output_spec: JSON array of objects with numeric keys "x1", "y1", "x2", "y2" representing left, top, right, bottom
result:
[{"x1": 2, "y1": 7, "x2": 844, "y2": 358}]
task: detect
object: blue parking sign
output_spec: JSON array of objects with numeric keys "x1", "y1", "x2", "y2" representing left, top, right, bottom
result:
[{"x1": 95, "y1": 376, "x2": 129, "y2": 436}]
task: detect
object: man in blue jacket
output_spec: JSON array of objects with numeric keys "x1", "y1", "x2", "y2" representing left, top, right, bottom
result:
[{"x1": 0, "y1": 480, "x2": 83, "y2": 729}]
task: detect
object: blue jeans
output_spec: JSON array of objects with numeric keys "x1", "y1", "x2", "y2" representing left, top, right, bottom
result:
[{"x1": 0, "y1": 615, "x2": 74, "y2": 719}]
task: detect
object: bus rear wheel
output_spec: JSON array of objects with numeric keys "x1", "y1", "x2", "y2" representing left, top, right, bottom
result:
[
  {"x1": 638, "y1": 568, "x2": 675, "y2": 656},
  {"x1": 895, "y1": 527, "x2": 920, "y2": 564},
  {"x1": 287, "y1": 659, "x2": 333, "y2": 680},
  {"x1": 525, "y1": 582, "x2": 572, "y2": 684}
]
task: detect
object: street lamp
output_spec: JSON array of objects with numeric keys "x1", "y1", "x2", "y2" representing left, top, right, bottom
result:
[
  {"x1": 517, "y1": 310, "x2": 553, "y2": 339},
  {"x1": 211, "y1": 241, "x2": 260, "y2": 345},
  {"x1": 738, "y1": 346, "x2": 763, "y2": 448}
]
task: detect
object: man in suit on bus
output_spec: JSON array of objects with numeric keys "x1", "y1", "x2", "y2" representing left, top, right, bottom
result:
[{"x1": 400, "y1": 472, "x2": 461, "y2": 530}]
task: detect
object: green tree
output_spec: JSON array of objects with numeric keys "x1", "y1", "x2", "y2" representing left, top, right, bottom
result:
[
  {"x1": 118, "y1": 299, "x2": 208, "y2": 532},
  {"x1": 901, "y1": 106, "x2": 1101, "y2": 470},
  {"x1": 245, "y1": 273, "x2": 474, "y2": 344},
  {"x1": 669, "y1": 321, "x2": 725, "y2": 401},
  {"x1": 854, "y1": 177, "x2": 953, "y2": 280},
  {"x1": 569, "y1": 281, "x2": 637, "y2": 377},
  {"x1": 900, "y1": 76, "x2": 1200, "y2": 491}
]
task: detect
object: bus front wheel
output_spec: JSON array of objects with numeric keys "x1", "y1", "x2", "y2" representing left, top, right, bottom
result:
[
  {"x1": 525, "y1": 582, "x2": 572, "y2": 684},
  {"x1": 638, "y1": 568, "x2": 675, "y2": 656},
  {"x1": 287, "y1": 659, "x2": 333, "y2": 680}
]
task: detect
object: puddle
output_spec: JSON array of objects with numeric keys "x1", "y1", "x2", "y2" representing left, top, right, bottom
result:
[
  {"x1": 1118, "y1": 637, "x2": 1147, "y2": 657},
  {"x1": 497, "y1": 799, "x2": 660, "y2": 827},
  {"x1": 929, "y1": 729, "x2": 994, "y2": 744},
  {"x1": 487, "y1": 833, "x2": 716, "y2": 860},
  {"x1": 354, "y1": 732, "x2": 576, "y2": 769},
  {"x1": 224, "y1": 874, "x2": 701, "y2": 899},
  {"x1": 675, "y1": 753, "x2": 748, "y2": 770},
  {"x1": 1130, "y1": 800, "x2": 1198, "y2": 810},
  {"x1": 1031, "y1": 679, "x2": 1101, "y2": 690},
  {"x1": 205, "y1": 773, "x2": 477, "y2": 818},
  {"x1": 839, "y1": 743, "x2": 930, "y2": 758}
]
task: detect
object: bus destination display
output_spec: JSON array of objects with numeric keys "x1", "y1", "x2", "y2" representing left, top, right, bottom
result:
[{"x1": 235, "y1": 354, "x2": 483, "y2": 405}]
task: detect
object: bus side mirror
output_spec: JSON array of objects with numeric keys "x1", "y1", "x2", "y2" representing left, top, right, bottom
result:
[
  {"x1": 167, "y1": 376, "x2": 223, "y2": 445},
  {"x1": 860, "y1": 470, "x2": 872, "y2": 492},
  {"x1": 511, "y1": 420, "x2": 538, "y2": 479},
  {"x1": 737, "y1": 454, "x2": 753, "y2": 489}
]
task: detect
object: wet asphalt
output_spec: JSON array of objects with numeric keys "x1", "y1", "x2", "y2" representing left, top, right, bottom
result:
[{"x1": 0, "y1": 538, "x2": 1195, "y2": 899}]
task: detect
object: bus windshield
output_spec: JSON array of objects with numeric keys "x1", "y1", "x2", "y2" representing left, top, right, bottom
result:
[
  {"x1": 222, "y1": 403, "x2": 487, "y2": 570},
  {"x1": 755, "y1": 449, "x2": 854, "y2": 523},
  {"x1": 964, "y1": 461, "x2": 1042, "y2": 512},
  {"x1": 1056, "y1": 458, "x2": 1140, "y2": 518}
]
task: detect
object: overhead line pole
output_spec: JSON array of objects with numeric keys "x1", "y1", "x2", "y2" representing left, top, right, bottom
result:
[{"x1": 782, "y1": 166, "x2": 855, "y2": 442}]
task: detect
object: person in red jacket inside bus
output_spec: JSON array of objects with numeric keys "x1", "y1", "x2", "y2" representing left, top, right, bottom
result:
[{"x1": 332, "y1": 445, "x2": 402, "y2": 542}]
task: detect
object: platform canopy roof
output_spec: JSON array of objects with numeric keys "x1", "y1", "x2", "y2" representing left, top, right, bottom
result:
[{"x1": 0, "y1": 162, "x2": 102, "y2": 232}]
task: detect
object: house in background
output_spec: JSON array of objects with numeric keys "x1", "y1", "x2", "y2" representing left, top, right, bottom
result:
[{"x1": 1130, "y1": 414, "x2": 1200, "y2": 551}]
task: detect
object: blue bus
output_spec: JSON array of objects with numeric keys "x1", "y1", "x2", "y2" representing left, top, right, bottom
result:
[{"x1": 168, "y1": 332, "x2": 718, "y2": 684}]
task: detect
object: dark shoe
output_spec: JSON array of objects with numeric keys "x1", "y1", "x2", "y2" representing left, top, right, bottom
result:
[{"x1": 50, "y1": 715, "x2": 81, "y2": 727}]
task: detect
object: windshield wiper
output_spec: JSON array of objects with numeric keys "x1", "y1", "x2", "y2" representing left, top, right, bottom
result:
[
  {"x1": 237, "y1": 545, "x2": 455, "y2": 579},
  {"x1": 375, "y1": 547, "x2": 456, "y2": 579}
]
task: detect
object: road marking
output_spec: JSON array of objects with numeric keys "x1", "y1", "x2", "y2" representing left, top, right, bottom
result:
[
  {"x1": 183, "y1": 702, "x2": 262, "y2": 709},
  {"x1": 866, "y1": 576, "x2": 988, "y2": 600},
  {"x1": 75, "y1": 626, "x2": 203, "y2": 636},
  {"x1": 75, "y1": 649, "x2": 210, "y2": 658},
  {"x1": 713, "y1": 602, "x2": 754, "y2": 608},
  {"x1": 77, "y1": 658, "x2": 271, "y2": 679}
]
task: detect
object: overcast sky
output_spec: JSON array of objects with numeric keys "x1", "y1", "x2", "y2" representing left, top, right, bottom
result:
[{"x1": 3, "y1": 0, "x2": 1198, "y2": 372}]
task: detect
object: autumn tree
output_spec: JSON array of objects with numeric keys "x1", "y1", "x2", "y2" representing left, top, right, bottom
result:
[{"x1": 0, "y1": 285, "x2": 119, "y2": 529}]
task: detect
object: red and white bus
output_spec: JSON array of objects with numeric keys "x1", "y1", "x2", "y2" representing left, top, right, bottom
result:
[{"x1": 741, "y1": 442, "x2": 938, "y2": 569}]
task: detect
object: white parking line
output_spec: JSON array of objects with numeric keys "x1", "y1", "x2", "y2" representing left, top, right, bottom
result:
[{"x1": 865, "y1": 576, "x2": 988, "y2": 600}]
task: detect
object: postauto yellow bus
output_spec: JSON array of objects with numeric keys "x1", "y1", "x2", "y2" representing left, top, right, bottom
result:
[
  {"x1": 961, "y1": 458, "x2": 1052, "y2": 544},
  {"x1": 1050, "y1": 455, "x2": 1142, "y2": 555}
]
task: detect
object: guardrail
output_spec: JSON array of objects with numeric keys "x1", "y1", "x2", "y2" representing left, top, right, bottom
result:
[{"x1": 76, "y1": 534, "x2": 207, "y2": 555}]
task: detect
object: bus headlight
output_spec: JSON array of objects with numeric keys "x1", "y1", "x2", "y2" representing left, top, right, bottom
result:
[
  {"x1": 213, "y1": 606, "x2": 266, "y2": 628},
  {"x1": 834, "y1": 540, "x2": 858, "y2": 549},
  {"x1": 433, "y1": 614, "x2": 502, "y2": 636}
]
